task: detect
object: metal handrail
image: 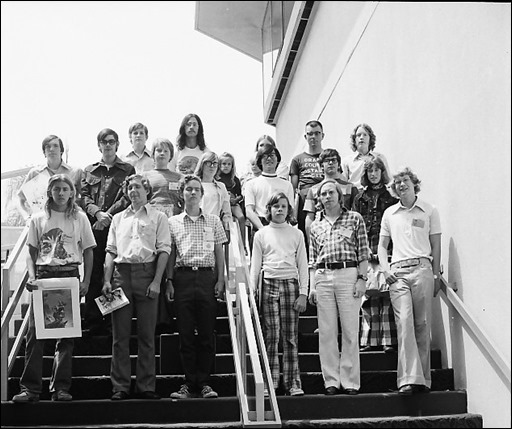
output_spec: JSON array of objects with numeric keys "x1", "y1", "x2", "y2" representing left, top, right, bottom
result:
[
  {"x1": 1, "y1": 226, "x2": 29, "y2": 401},
  {"x1": 225, "y1": 220, "x2": 281, "y2": 427},
  {"x1": 439, "y1": 275, "x2": 511, "y2": 386}
]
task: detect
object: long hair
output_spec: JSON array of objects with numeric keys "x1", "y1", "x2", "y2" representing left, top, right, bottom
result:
[
  {"x1": 256, "y1": 142, "x2": 281, "y2": 171},
  {"x1": 215, "y1": 152, "x2": 237, "y2": 188},
  {"x1": 360, "y1": 154, "x2": 391, "y2": 187},
  {"x1": 316, "y1": 179, "x2": 345, "y2": 210},
  {"x1": 254, "y1": 134, "x2": 276, "y2": 152},
  {"x1": 44, "y1": 174, "x2": 79, "y2": 219},
  {"x1": 176, "y1": 113, "x2": 206, "y2": 151},
  {"x1": 350, "y1": 123, "x2": 376, "y2": 152},
  {"x1": 194, "y1": 151, "x2": 219, "y2": 180},
  {"x1": 265, "y1": 192, "x2": 294, "y2": 224}
]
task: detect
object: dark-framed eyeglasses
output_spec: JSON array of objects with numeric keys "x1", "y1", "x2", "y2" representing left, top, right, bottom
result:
[
  {"x1": 100, "y1": 139, "x2": 118, "y2": 146},
  {"x1": 204, "y1": 161, "x2": 219, "y2": 168}
]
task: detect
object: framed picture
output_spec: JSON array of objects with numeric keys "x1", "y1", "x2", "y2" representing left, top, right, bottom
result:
[{"x1": 33, "y1": 277, "x2": 81, "y2": 339}]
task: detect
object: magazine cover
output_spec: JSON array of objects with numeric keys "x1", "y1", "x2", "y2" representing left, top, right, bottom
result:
[{"x1": 95, "y1": 287, "x2": 130, "y2": 316}]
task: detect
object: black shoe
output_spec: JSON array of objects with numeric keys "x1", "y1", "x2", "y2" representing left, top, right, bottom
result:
[
  {"x1": 111, "y1": 391, "x2": 129, "y2": 400},
  {"x1": 383, "y1": 345, "x2": 397, "y2": 353},
  {"x1": 325, "y1": 386, "x2": 339, "y2": 395},
  {"x1": 136, "y1": 391, "x2": 160, "y2": 400},
  {"x1": 344, "y1": 388, "x2": 359, "y2": 395},
  {"x1": 360, "y1": 345, "x2": 380, "y2": 352}
]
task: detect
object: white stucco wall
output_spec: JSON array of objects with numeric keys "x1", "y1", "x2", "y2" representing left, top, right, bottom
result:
[{"x1": 274, "y1": 2, "x2": 511, "y2": 427}]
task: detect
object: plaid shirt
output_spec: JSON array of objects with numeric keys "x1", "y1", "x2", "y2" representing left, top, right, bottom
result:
[
  {"x1": 168, "y1": 210, "x2": 228, "y2": 268},
  {"x1": 309, "y1": 207, "x2": 370, "y2": 268}
]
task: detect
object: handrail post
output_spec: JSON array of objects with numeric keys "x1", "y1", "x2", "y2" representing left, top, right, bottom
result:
[{"x1": 1, "y1": 268, "x2": 10, "y2": 400}]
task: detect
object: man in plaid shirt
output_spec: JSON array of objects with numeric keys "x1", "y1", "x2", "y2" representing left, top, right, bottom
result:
[
  {"x1": 165, "y1": 175, "x2": 228, "y2": 400},
  {"x1": 308, "y1": 179, "x2": 369, "y2": 396}
]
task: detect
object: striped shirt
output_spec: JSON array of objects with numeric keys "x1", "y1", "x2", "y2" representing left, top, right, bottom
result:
[
  {"x1": 309, "y1": 207, "x2": 370, "y2": 268},
  {"x1": 168, "y1": 210, "x2": 228, "y2": 268}
]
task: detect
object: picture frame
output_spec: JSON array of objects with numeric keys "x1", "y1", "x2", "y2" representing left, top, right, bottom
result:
[{"x1": 33, "y1": 277, "x2": 81, "y2": 339}]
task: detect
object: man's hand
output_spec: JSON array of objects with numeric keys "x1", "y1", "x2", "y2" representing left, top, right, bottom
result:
[
  {"x1": 308, "y1": 289, "x2": 317, "y2": 306},
  {"x1": 165, "y1": 280, "x2": 174, "y2": 302},
  {"x1": 146, "y1": 280, "x2": 160, "y2": 299},
  {"x1": 25, "y1": 278, "x2": 39, "y2": 292},
  {"x1": 215, "y1": 280, "x2": 225, "y2": 301},
  {"x1": 294, "y1": 294, "x2": 307, "y2": 313},
  {"x1": 79, "y1": 280, "x2": 90, "y2": 298}
]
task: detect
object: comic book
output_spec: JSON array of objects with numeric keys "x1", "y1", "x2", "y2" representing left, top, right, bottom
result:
[{"x1": 95, "y1": 287, "x2": 130, "y2": 316}]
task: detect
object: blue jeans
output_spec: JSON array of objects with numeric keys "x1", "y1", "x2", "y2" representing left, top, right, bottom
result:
[{"x1": 19, "y1": 268, "x2": 79, "y2": 395}]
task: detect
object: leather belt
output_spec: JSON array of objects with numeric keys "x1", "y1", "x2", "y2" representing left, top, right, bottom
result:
[
  {"x1": 390, "y1": 257, "x2": 431, "y2": 269},
  {"x1": 317, "y1": 261, "x2": 358, "y2": 269},
  {"x1": 176, "y1": 266, "x2": 215, "y2": 271},
  {"x1": 36, "y1": 264, "x2": 79, "y2": 272}
]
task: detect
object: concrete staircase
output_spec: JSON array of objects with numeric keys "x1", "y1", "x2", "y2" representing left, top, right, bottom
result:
[{"x1": 1, "y1": 301, "x2": 483, "y2": 428}]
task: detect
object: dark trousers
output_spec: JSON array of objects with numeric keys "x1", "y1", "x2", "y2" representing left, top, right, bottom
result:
[
  {"x1": 173, "y1": 269, "x2": 217, "y2": 391},
  {"x1": 20, "y1": 268, "x2": 79, "y2": 395},
  {"x1": 84, "y1": 228, "x2": 111, "y2": 330}
]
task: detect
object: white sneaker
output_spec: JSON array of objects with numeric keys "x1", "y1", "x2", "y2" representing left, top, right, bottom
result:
[{"x1": 289, "y1": 387, "x2": 304, "y2": 396}]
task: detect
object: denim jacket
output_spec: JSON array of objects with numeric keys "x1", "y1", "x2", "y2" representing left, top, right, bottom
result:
[{"x1": 81, "y1": 157, "x2": 135, "y2": 223}]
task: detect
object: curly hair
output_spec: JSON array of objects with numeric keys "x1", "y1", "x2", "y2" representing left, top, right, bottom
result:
[
  {"x1": 178, "y1": 174, "x2": 204, "y2": 197},
  {"x1": 390, "y1": 167, "x2": 421, "y2": 196},
  {"x1": 350, "y1": 123, "x2": 376, "y2": 152}
]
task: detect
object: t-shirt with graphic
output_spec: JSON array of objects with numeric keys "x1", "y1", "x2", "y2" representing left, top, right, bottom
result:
[
  {"x1": 169, "y1": 146, "x2": 207, "y2": 175},
  {"x1": 289, "y1": 152, "x2": 324, "y2": 195},
  {"x1": 27, "y1": 210, "x2": 96, "y2": 266},
  {"x1": 145, "y1": 168, "x2": 183, "y2": 217}
]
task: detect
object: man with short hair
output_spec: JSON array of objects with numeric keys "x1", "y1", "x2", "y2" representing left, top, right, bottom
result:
[
  {"x1": 166, "y1": 175, "x2": 228, "y2": 399},
  {"x1": 81, "y1": 128, "x2": 135, "y2": 335},
  {"x1": 103, "y1": 174, "x2": 171, "y2": 400},
  {"x1": 289, "y1": 120, "x2": 325, "y2": 243},
  {"x1": 377, "y1": 167, "x2": 441, "y2": 395},
  {"x1": 122, "y1": 122, "x2": 153, "y2": 173}
]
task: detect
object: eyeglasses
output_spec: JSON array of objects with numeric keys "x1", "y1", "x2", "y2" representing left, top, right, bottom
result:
[
  {"x1": 100, "y1": 139, "x2": 117, "y2": 146},
  {"x1": 322, "y1": 157, "x2": 338, "y2": 164},
  {"x1": 262, "y1": 153, "x2": 277, "y2": 160},
  {"x1": 204, "y1": 161, "x2": 218, "y2": 168},
  {"x1": 306, "y1": 131, "x2": 322, "y2": 137}
]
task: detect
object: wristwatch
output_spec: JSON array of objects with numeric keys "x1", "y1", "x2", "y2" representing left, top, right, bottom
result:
[
  {"x1": 433, "y1": 274, "x2": 440, "y2": 280},
  {"x1": 357, "y1": 274, "x2": 368, "y2": 281}
]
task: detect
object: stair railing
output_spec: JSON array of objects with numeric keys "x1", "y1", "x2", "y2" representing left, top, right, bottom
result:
[
  {"x1": 1, "y1": 225, "x2": 30, "y2": 401},
  {"x1": 438, "y1": 274, "x2": 510, "y2": 386},
  {"x1": 225, "y1": 220, "x2": 281, "y2": 427}
]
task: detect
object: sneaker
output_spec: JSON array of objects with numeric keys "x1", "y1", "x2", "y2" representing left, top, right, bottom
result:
[
  {"x1": 263, "y1": 388, "x2": 269, "y2": 397},
  {"x1": 51, "y1": 390, "x2": 73, "y2": 401},
  {"x1": 289, "y1": 387, "x2": 304, "y2": 396},
  {"x1": 170, "y1": 384, "x2": 194, "y2": 399},
  {"x1": 201, "y1": 385, "x2": 218, "y2": 398},
  {"x1": 12, "y1": 391, "x2": 40, "y2": 403}
]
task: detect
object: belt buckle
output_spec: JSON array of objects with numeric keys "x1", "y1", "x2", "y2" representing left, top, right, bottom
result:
[{"x1": 192, "y1": 266, "x2": 198, "y2": 271}]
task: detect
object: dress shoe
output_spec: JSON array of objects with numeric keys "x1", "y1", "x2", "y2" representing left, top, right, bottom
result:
[
  {"x1": 344, "y1": 388, "x2": 359, "y2": 395},
  {"x1": 111, "y1": 391, "x2": 129, "y2": 400},
  {"x1": 383, "y1": 345, "x2": 397, "y2": 353},
  {"x1": 398, "y1": 385, "x2": 414, "y2": 395},
  {"x1": 136, "y1": 391, "x2": 160, "y2": 400},
  {"x1": 415, "y1": 385, "x2": 430, "y2": 393},
  {"x1": 325, "y1": 386, "x2": 339, "y2": 395},
  {"x1": 360, "y1": 345, "x2": 380, "y2": 352}
]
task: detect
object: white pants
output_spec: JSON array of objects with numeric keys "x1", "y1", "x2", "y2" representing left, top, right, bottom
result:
[
  {"x1": 389, "y1": 261, "x2": 434, "y2": 389},
  {"x1": 316, "y1": 267, "x2": 361, "y2": 390}
]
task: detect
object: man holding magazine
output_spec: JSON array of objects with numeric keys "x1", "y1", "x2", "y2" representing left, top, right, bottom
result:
[{"x1": 102, "y1": 174, "x2": 171, "y2": 400}]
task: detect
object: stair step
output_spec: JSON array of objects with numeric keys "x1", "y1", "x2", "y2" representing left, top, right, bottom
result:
[
  {"x1": 7, "y1": 368, "x2": 454, "y2": 400},
  {"x1": 0, "y1": 392, "x2": 476, "y2": 427}
]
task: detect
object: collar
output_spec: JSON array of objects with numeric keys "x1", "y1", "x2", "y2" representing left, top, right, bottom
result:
[
  {"x1": 91, "y1": 156, "x2": 132, "y2": 172},
  {"x1": 390, "y1": 196, "x2": 426, "y2": 213},
  {"x1": 261, "y1": 172, "x2": 277, "y2": 178},
  {"x1": 318, "y1": 205, "x2": 347, "y2": 220},
  {"x1": 180, "y1": 208, "x2": 206, "y2": 221},
  {"x1": 126, "y1": 148, "x2": 151, "y2": 159},
  {"x1": 125, "y1": 203, "x2": 150, "y2": 215},
  {"x1": 35, "y1": 161, "x2": 72, "y2": 174}
]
